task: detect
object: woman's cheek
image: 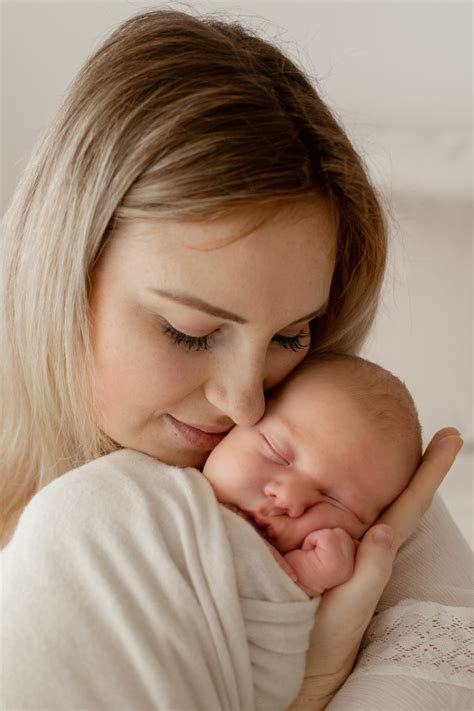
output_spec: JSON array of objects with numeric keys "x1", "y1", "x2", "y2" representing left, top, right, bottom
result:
[
  {"x1": 265, "y1": 346, "x2": 309, "y2": 391},
  {"x1": 144, "y1": 339, "x2": 203, "y2": 402}
]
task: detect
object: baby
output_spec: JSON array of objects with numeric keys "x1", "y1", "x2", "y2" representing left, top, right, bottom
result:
[{"x1": 203, "y1": 353, "x2": 422, "y2": 598}]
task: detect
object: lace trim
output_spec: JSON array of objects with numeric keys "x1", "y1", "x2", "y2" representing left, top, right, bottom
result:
[{"x1": 352, "y1": 599, "x2": 474, "y2": 688}]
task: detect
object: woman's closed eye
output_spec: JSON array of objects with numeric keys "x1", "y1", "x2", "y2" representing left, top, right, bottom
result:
[
  {"x1": 161, "y1": 320, "x2": 213, "y2": 351},
  {"x1": 159, "y1": 317, "x2": 311, "y2": 352},
  {"x1": 272, "y1": 329, "x2": 310, "y2": 352}
]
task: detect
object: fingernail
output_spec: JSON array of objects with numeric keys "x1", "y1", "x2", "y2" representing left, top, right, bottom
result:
[
  {"x1": 371, "y1": 525, "x2": 394, "y2": 549},
  {"x1": 440, "y1": 434, "x2": 464, "y2": 447}
]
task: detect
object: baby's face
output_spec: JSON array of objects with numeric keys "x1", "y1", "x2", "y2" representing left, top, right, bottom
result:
[{"x1": 203, "y1": 368, "x2": 409, "y2": 552}]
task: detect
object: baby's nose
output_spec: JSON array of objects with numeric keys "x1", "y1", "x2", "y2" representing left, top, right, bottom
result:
[{"x1": 263, "y1": 480, "x2": 308, "y2": 518}]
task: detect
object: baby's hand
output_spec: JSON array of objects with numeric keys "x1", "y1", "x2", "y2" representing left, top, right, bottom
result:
[
  {"x1": 302, "y1": 528, "x2": 356, "y2": 588},
  {"x1": 285, "y1": 528, "x2": 356, "y2": 597}
]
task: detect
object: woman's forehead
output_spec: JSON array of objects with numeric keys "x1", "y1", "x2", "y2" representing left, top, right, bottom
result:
[
  {"x1": 92, "y1": 199, "x2": 337, "y2": 330},
  {"x1": 109, "y1": 200, "x2": 336, "y2": 267}
]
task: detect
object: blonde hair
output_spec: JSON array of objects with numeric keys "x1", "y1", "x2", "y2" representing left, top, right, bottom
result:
[{"x1": 0, "y1": 7, "x2": 387, "y2": 542}]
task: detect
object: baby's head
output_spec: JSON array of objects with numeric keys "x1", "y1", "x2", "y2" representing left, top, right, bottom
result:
[{"x1": 203, "y1": 354, "x2": 422, "y2": 551}]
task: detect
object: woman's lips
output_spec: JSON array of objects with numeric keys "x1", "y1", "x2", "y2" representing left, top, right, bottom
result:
[{"x1": 165, "y1": 414, "x2": 232, "y2": 450}]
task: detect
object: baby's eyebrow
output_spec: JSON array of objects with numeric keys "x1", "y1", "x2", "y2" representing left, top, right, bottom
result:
[{"x1": 148, "y1": 288, "x2": 329, "y2": 327}]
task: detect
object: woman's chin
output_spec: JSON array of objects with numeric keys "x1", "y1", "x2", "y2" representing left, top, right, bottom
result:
[
  {"x1": 104, "y1": 427, "x2": 210, "y2": 469},
  {"x1": 146, "y1": 443, "x2": 208, "y2": 470}
]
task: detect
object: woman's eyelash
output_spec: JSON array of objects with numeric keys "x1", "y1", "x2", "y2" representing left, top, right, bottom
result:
[
  {"x1": 160, "y1": 320, "x2": 310, "y2": 352},
  {"x1": 161, "y1": 322, "x2": 211, "y2": 351},
  {"x1": 272, "y1": 330, "x2": 310, "y2": 352}
]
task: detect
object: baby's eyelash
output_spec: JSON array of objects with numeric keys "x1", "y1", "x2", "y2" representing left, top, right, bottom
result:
[{"x1": 321, "y1": 490, "x2": 335, "y2": 501}]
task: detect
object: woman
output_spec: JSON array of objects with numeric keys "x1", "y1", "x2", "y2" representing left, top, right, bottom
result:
[{"x1": 1, "y1": 8, "x2": 471, "y2": 709}]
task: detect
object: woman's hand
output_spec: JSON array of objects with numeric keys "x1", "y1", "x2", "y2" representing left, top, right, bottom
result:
[{"x1": 288, "y1": 427, "x2": 463, "y2": 711}]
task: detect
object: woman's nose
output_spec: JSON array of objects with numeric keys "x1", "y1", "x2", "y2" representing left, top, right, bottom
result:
[{"x1": 204, "y1": 359, "x2": 266, "y2": 427}]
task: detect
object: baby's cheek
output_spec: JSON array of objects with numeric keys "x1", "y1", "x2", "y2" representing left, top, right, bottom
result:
[
  {"x1": 203, "y1": 453, "x2": 235, "y2": 502},
  {"x1": 204, "y1": 444, "x2": 257, "y2": 509},
  {"x1": 319, "y1": 504, "x2": 367, "y2": 540},
  {"x1": 338, "y1": 515, "x2": 367, "y2": 541}
]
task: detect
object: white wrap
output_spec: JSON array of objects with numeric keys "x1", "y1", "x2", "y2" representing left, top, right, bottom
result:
[{"x1": 1, "y1": 448, "x2": 318, "y2": 711}]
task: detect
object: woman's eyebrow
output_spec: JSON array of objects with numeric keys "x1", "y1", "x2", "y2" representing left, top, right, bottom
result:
[
  {"x1": 148, "y1": 288, "x2": 247, "y2": 323},
  {"x1": 148, "y1": 288, "x2": 328, "y2": 325},
  {"x1": 287, "y1": 300, "x2": 329, "y2": 326}
]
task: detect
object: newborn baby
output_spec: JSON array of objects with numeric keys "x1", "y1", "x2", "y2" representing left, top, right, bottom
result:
[{"x1": 203, "y1": 353, "x2": 422, "y2": 598}]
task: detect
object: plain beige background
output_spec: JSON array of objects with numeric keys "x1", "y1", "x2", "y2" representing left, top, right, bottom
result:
[{"x1": 1, "y1": 0, "x2": 472, "y2": 547}]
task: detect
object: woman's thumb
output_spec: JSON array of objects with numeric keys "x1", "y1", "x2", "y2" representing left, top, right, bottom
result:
[
  {"x1": 343, "y1": 524, "x2": 396, "y2": 616},
  {"x1": 367, "y1": 524, "x2": 395, "y2": 550}
]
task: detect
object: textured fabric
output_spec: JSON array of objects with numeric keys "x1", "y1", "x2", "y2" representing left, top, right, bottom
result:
[
  {"x1": 326, "y1": 675, "x2": 473, "y2": 710},
  {"x1": 352, "y1": 599, "x2": 473, "y2": 687},
  {"x1": 1, "y1": 449, "x2": 317, "y2": 711},
  {"x1": 323, "y1": 495, "x2": 474, "y2": 711}
]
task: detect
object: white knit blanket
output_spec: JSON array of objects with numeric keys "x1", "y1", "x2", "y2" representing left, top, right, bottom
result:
[{"x1": 1, "y1": 448, "x2": 318, "y2": 711}]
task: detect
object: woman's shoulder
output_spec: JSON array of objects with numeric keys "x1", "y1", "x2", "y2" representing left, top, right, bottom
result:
[
  {"x1": 0, "y1": 450, "x2": 147, "y2": 550},
  {"x1": 1, "y1": 449, "x2": 206, "y2": 552}
]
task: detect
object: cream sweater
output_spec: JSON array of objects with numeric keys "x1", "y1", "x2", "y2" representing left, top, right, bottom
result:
[{"x1": 1, "y1": 448, "x2": 473, "y2": 710}]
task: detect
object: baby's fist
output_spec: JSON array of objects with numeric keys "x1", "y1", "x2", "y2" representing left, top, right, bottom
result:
[{"x1": 301, "y1": 528, "x2": 356, "y2": 590}]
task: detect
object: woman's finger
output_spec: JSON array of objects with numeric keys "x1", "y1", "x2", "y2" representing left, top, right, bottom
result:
[
  {"x1": 377, "y1": 430, "x2": 463, "y2": 551},
  {"x1": 423, "y1": 426, "x2": 461, "y2": 454}
]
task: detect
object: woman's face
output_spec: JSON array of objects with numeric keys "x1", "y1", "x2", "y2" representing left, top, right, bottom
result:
[{"x1": 88, "y1": 198, "x2": 336, "y2": 468}]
